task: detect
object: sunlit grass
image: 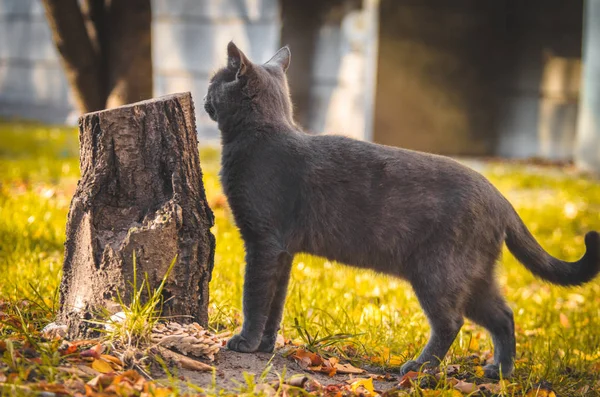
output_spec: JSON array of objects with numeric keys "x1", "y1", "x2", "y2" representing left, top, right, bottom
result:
[{"x1": 0, "y1": 120, "x2": 599, "y2": 394}]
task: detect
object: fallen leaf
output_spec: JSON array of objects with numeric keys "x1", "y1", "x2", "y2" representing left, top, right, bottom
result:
[
  {"x1": 81, "y1": 343, "x2": 104, "y2": 359},
  {"x1": 101, "y1": 354, "x2": 123, "y2": 368},
  {"x1": 87, "y1": 374, "x2": 114, "y2": 389},
  {"x1": 334, "y1": 362, "x2": 365, "y2": 374},
  {"x1": 351, "y1": 378, "x2": 375, "y2": 394},
  {"x1": 254, "y1": 383, "x2": 277, "y2": 397},
  {"x1": 76, "y1": 364, "x2": 100, "y2": 377},
  {"x1": 35, "y1": 382, "x2": 70, "y2": 394},
  {"x1": 57, "y1": 366, "x2": 90, "y2": 377},
  {"x1": 91, "y1": 358, "x2": 114, "y2": 374},
  {"x1": 526, "y1": 390, "x2": 556, "y2": 397},
  {"x1": 399, "y1": 371, "x2": 421, "y2": 388},
  {"x1": 474, "y1": 365, "x2": 484, "y2": 377},
  {"x1": 469, "y1": 336, "x2": 480, "y2": 351},
  {"x1": 525, "y1": 383, "x2": 557, "y2": 397},
  {"x1": 292, "y1": 349, "x2": 324, "y2": 367},
  {"x1": 58, "y1": 341, "x2": 78, "y2": 356},
  {"x1": 454, "y1": 380, "x2": 477, "y2": 393}
]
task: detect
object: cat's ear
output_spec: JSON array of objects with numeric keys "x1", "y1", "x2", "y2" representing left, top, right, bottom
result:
[
  {"x1": 265, "y1": 46, "x2": 291, "y2": 72},
  {"x1": 227, "y1": 41, "x2": 251, "y2": 77}
]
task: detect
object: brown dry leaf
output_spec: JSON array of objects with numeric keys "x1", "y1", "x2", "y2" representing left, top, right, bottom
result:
[
  {"x1": 114, "y1": 369, "x2": 142, "y2": 385},
  {"x1": 398, "y1": 370, "x2": 421, "y2": 388},
  {"x1": 80, "y1": 343, "x2": 105, "y2": 359},
  {"x1": 0, "y1": 373, "x2": 6, "y2": 382},
  {"x1": 56, "y1": 365, "x2": 90, "y2": 377},
  {"x1": 87, "y1": 374, "x2": 115, "y2": 389},
  {"x1": 334, "y1": 362, "x2": 365, "y2": 374},
  {"x1": 76, "y1": 364, "x2": 101, "y2": 377},
  {"x1": 578, "y1": 385, "x2": 590, "y2": 394},
  {"x1": 559, "y1": 313, "x2": 570, "y2": 328},
  {"x1": 101, "y1": 354, "x2": 123, "y2": 369},
  {"x1": 64, "y1": 378, "x2": 86, "y2": 394},
  {"x1": 91, "y1": 358, "x2": 114, "y2": 374},
  {"x1": 453, "y1": 379, "x2": 478, "y2": 393},
  {"x1": 106, "y1": 381, "x2": 137, "y2": 397},
  {"x1": 292, "y1": 349, "x2": 324, "y2": 367}
]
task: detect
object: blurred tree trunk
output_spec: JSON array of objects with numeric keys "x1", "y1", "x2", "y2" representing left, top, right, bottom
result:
[
  {"x1": 279, "y1": 0, "x2": 361, "y2": 130},
  {"x1": 42, "y1": 0, "x2": 152, "y2": 114},
  {"x1": 279, "y1": 0, "x2": 325, "y2": 129},
  {"x1": 575, "y1": 0, "x2": 600, "y2": 172}
]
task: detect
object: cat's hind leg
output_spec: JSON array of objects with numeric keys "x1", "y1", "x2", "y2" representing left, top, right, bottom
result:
[
  {"x1": 400, "y1": 272, "x2": 466, "y2": 375},
  {"x1": 257, "y1": 253, "x2": 294, "y2": 352},
  {"x1": 465, "y1": 282, "x2": 515, "y2": 378}
]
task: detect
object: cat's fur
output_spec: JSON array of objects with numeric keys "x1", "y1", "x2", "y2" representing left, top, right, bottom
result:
[{"x1": 204, "y1": 42, "x2": 600, "y2": 378}]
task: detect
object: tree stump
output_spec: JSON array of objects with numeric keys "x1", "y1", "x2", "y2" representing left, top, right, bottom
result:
[{"x1": 58, "y1": 92, "x2": 215, "y2": 339}]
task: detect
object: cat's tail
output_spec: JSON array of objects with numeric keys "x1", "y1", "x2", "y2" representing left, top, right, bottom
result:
[{"x1": 505, "y1": 211, "x2": 600, "y2": 286}]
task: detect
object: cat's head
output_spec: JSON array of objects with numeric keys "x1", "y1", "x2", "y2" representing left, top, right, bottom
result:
[{"x1": 204, "y1": 42, "x2": 293, "y2": 130}]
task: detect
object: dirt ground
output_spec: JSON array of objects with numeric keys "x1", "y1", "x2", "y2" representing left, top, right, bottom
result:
[{"x1": 169, "y1": 349, "x2": 399, "y2": 392}]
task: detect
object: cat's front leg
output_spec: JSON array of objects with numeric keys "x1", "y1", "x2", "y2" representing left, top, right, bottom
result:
[
  {"x1": 227, "y1": 243, "x2": 283, "y2": 353},
  {"x1": 258, "y1": 253, "x2": 294, "y2": 352}
]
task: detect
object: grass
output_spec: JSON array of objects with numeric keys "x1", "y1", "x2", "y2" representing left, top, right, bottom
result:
[{"x1": 0, "y1": 120, "x2": 599, "y2": 395}]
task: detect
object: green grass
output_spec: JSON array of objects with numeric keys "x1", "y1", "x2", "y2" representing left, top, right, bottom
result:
[{"x1": 1, "y1": 120, "x2": 600, "y2": 395}]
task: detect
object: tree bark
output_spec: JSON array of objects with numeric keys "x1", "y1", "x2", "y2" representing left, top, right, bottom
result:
[{"x1": 58, "y1": 92, "x2": 215, "y2": 339}]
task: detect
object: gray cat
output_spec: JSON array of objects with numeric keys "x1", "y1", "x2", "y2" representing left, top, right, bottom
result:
[{"x1": 203, "y1": 42, "x2": 600, "y2": 378}]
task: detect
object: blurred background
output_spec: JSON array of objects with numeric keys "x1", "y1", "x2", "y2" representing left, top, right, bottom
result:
[{"x1": 0, "y1": 0, "x2": 599, "y2": 171}]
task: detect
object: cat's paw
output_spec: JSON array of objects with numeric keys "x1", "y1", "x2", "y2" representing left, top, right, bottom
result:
[
  {"x1": 399, "y1": 360, "x2": 424, "y2": 375},
  {"x1": 226, "y1": 334, "x2": 260, "y2": 352},
  {"x1": 257, "y1": 334, "x2": 276, "y2": 353},
  {"x1": 482, "y1": 363, "x2": 512, "y2": 379}
]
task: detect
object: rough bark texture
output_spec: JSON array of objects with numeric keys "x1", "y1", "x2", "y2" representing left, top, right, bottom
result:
[
  {"x1": 42, "y1": 0, "x2": 153, "y2": 113},
  {"x1": 58, "y1": 92, "x2": 215, "y2": 339}
]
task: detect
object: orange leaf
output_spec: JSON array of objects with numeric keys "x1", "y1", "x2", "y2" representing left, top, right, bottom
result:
[
  {"x1": 101, "y1": 354, "x2": 123, "y2": 369},
  {"x1": 59, "y1": 342, "x2": 78, "y2": 356},
  {"x1": 399, "y1": 371, "x2": 420, "y2": 388},
  {"x1": 292, "y1": 349, "x2": 323, "y2": 366}
]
